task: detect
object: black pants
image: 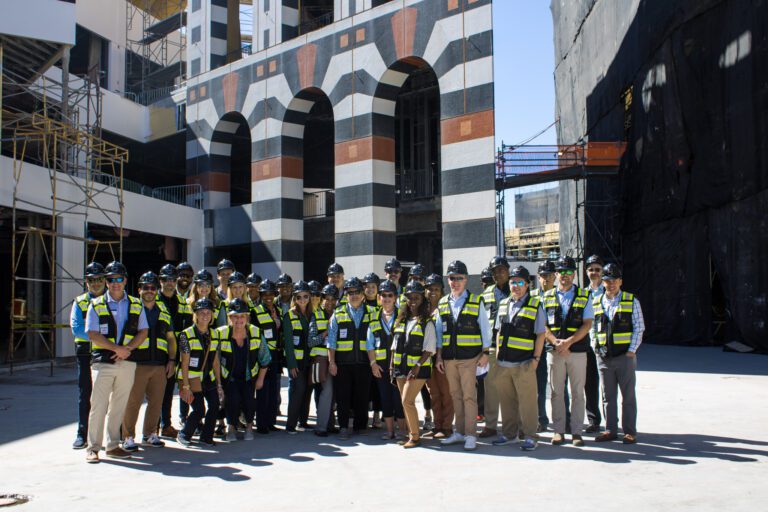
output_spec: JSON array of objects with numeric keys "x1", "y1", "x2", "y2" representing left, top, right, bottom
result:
[
  {"x1": 335, "y1": 364, "x2": 372, "y2": 431},
  {"x1": 160, "y1": 375, "x2": 188, "y2": 428},
  {"x1": 375, "y1": 367, "x2": 404, "y2": 419},
  {"x1": 476, "y1": 375, "x2": 486, "y2": 416},
  {"x1": 287, "y1": 367, "x2": 309, "y2": 429},
  {"x1": 256, "y1": 361, "x2": 281, "y2": 430},
  {"x1": 420, "y1": 385, "x2": 432, "y2": 411},
  {"x1": 182, "y1": 386, "x2": 220, "y2": 443},
  {"x1": 369, "y1": 376, "x2": 381, "y2": 413},
  {"x1": 76, "y1": 354, "x2": 92, "y2": 438},
  {"x1": 585, "y1": 346, "x2": 602, "y2": 427},
  {"x1": 225, "y1": 379, "x2": 256, "y2": 425}
]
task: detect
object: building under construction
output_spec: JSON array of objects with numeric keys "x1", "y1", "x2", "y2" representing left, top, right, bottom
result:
[
  {"x1": 1, "y1": 0, "x2": 496, "y2": 367},
  {"x1": 552, "y1": 0, "x2": 768, "y2": 352}
]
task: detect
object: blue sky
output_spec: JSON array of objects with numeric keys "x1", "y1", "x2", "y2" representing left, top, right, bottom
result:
[{"x1": 492, "y1": 1, "x2": 558, "y2": 227}]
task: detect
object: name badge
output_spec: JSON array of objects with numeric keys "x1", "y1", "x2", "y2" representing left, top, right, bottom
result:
[
  {"x1": 264, "y1": 329, "x2": 273, "y2": 339},
  {"x1": 189, "y1": 357, "x2": 199, "y2": 367},
  {"x1": 547, "y1": 310, "x2": 555, "y2": 324},
  {"x1": 293, "y1": 336, "x2": 300, "y2": 346},
  {"x1": 99, "y1": 324, "x2": 109, "y2": 335},
  {"x1": 340, "y1": 328, "x2": 348, "y2": 338},
  {"x1": 375, "y1": 337, "x2": 381, "y2": 348}
]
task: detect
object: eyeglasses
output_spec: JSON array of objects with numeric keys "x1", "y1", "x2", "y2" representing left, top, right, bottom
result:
[
  {"x1": 346, "y1": 290, "x2": 362, "y2": 296},
  {"x1": 559, "y1": 270, "x2": 575, "y2": 276},
  {"x1": 448, "y1": 276, "x2": 466, "y2": 282},
  {"x1": 510, "y1": 279, "x2": 526, "y2": 287},
  {"x1": 86, "y1": 277, "x2": 104, "y2": 283},
  {"x1": 106, "y1": 277, "x2": 125, "y2": 284},
  {"x1": 380, "y1": 293, "x2": 395, "y2": 298},
  {"x1": 295, "y1": 294, "x2": 310, "y2": 301},
  {"x1": 141, "y1": 285, "x2": 157, "y2": 292}
]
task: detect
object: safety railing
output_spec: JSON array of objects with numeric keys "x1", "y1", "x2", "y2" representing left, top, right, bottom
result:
[
  {"x1": 87, "y1": 171, "x2": 203, "y2": 209},
  {"x1": 396, "y1": 168, "x2": 437, "y2": 202},
  {"x1": 299, "y1": 11, "x2": 334, "y2": 35}
]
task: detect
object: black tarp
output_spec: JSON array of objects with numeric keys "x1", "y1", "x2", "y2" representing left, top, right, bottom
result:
[{"x1": 552, "y1": 0, "x2": 768, "y2": 350}]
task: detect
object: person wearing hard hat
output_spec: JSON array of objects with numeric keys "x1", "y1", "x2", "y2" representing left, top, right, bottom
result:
[
  {"x1": 492, "y1": 266, "x2": 546, "y2": 452},
  {"x1": 542, "y1": 256, "x2": 594, "y2": 447},
  {"x1": 592, "y1": 263, "x2": 645, "y2": 445},
  {"x1": 434, "y1": 260, "x2": 492, "y2": 451},
  {"x1": 84, "y1": 261, "x2": 149, "y2": 463},
  {"x1": 583, "y1": 254, "x2": 605, "y2": 434},
  {"x1": 531, "y1": 260, "x2": 556, "y2": 432},
  {"x1": 70, "y1": 262, "x2": 107, "y2": 450}
]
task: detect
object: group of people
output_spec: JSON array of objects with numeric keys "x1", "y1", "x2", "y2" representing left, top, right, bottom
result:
[{"x1": 69, "y1": 253, "x2": 644, "y2": 463}]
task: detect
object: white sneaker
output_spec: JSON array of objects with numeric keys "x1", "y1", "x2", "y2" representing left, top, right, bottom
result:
[
  {"x1": 123, "y1": 436, "x2": 138, "y2": 452},
  {"x1": 440, "y1": 432, "x2": 466, "y2": 446},
  {"x1": 226, "y1": 426, "x2": 237, "y2": 442},
  {"x1": 144, "y1": 433, "x2": 165, "y2": 447},
  {"x1": 244, "y1": 426, "x2": 254, "y2": 441},
  {"x1": 464, "y1": 435, "x2": 478, "y2": 451}
]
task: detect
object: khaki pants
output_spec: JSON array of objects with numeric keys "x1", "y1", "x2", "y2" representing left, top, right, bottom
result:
[
  {"x1": 87, "y1": 360, "x2": 136, "y2": 451},
  {"x1": 444, "y1": 356, "x2": 480, "y2": 436},
  {"x1": 483, "y1": 348, "x2": 501, "y2": 430},
  {"x1": 122, "y1": 364, "x2": 167, "y2": 439},
  {"x1": 396, "y1": 378, "x2": 427, "y2": 439},
  {"x1": 495, "y1": 361, "x2": 539, "y2": 439},
  {"x1": 426, "y1": 370, "x2": 454, "y2": 431},
  {"x1": 548, "y1": 351, "x2": 587, "y2": 435}
]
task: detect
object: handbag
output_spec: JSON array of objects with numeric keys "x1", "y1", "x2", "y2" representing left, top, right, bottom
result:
[{"x1": 309, "y1": 356, "x2": 329, "y2": 385}]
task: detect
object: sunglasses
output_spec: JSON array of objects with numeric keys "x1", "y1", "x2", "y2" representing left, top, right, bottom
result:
[
  {"x1": 141, "y1": 285, "x2": 157, "y2": 292},
  {"x1": 380, "y1": 293, "x2": 395, "y2": 298},
  {"x1": 346, "y1": 290, "x2": 362, "y2": 296},
  {"x1": 510, "y1": 279, "x2": 526, "y2": 287},
  {"x1": 448, "y1": 276, "x2": 465, "y2": 282},
  {"x1": 106, "y1": 277, "x2": 125, "y2": 284},
  {"x1": 559, "y1": 270, "x2": 575, "y2": 276},
  {"x1": 295, "y1": 294, "x2": 310, "y2": 301},
  {"x1": 86, "y1": 277, "x2": 104, "y2": 283}
]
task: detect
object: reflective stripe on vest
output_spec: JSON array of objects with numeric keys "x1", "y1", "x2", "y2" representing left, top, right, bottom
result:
[
  {"x1": 593, "y1": 292, "x2": 634, "y2": 346},
  {"x1": 438, "y1": 294, "x2": 482, "y2": 347},
  {"x1": 215, "y1": 324, "x2": 262, "y2": 380},
  {"x1": 392, "y1": 323, "x2": 433, "y2": 368},
  {"x1": 497, "y1": 295, "x2": 540, "y2": 352},
  {"x1": 310, "y1": 309, "x2": 329, "y2": 357},
  {"x1": 178, "y1": 325, "x2": 218, "y2": 381},
  {"x1": 543, "y1": 287, "x2": 589, "y2": 335},
  {"x1": 74, "y1": 293, "x2": 92, "y2": 345}
]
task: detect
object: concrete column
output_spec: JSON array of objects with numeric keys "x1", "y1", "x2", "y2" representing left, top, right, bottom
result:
[{"x1": 56, "y1": 216, "x2": 86, "y2": 359}]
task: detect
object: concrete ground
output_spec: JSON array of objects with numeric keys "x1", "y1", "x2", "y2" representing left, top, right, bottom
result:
[{"x1": 1, "y1": 344, "x2": 767, "y2": 511}]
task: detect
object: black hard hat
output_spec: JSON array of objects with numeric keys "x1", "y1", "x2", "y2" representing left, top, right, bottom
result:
[
  {"x1": 404, "y1": 280, "x2": 425, "y2": 295},
  {"x1": 446, "y1": 260, "x2": 468, "y2": 275},
  {"x1": 555, "y1": 256, "x2": 577, "y2": 271},
  {"x1": 481, "y1": 267, "x2": 494, "y2": 285},
  {"x1": 228, "y1": 271, "x2": 246, "y2": 285},
  {"x1": 601, "y1": 263, "x2": 623, "y2": 280},
  {"x1": 292, "y1": 280, "x2": 310, "y2": 294},
  {"x1": 425, "y1": 273, "x2": 443, "y2": 288},
  {"x1": 193, "y1": 298, "x2": 214, "y2": 312},
  {"x1": 362, "y1": 272, "x2": 381, "y2": 285},
  {"x1": 138, "y1": 271, "x2": 159, "y2": 286},
  {"x1": 246, "y1": 273, "x2": 263, "y2": 286},
  {"x1": 343, "y1": 277, "x2": 363, "y2": 291},
  {"x1": 85, "y1": 262, "x2": 105, "y2": 277},
  {"x1": 258, "y1": 279, "x2": 278, "y2": 294},
  {"x1": 226, "y1": 298, "x2": 250, "y2": 315},
  {"x1": 509, "y1": 266, "x2": 531, "y2": 280},
  {"x1": 488, "y1": 256, "x2": 510, "y2": 270},
  {"x1": 321, "y1": 284, "x2": 339, "y2": 297},
  {"x1": 585, "y1": 254, "x2": 604, "y2": 267},
  {"x1": 194, "y1": 269, "x2": 213, "y2": 283},
  {"x1": 378, "y1": 280, "x2": 398, "y2": 294},
  {"x1": 159, "y1": 264, "x2": 177, "y2": 279},
  {"x1": 176, "y1": 262, "x2": 194, "y2": 274},
  {"x1": 409, "y1": 264, "x2": 426, "y2": 279},
  {"x1": 384, "y1": 258, "x2": 402, "y2": 273},
  {"x1": 276, "y1": 273, "x2": 293, "y2": 286},
  {"x1": 327, "y1": 262, "x2": 344, "y2": 276},
  {"x1": 537, "y1": 261, "x2": 556, "y2": 275},
  {"x1": 308, "y1": 280, "x2": 322, "y2": 296},
  {"x1": 105, "y1": 261, "x2": 127, "y2": 276},
  {"x1": 217, "y1": 259, "x2": 235, "y2": 272}
]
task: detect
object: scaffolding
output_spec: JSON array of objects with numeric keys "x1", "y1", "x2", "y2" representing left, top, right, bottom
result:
[
  {"x1": 125, "y1": 0, "x2": 186, "y2": 104},
  {"x1": 1, "y1": 47, "x2": 129, "y2": 373},
  {"x1": 495, "y1": 141, "x2": 626, "y2": 265}
]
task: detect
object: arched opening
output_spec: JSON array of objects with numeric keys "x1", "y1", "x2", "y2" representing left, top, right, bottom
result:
[
  {"x1": 208, "y1": 112, "x2": 251, "y2": 272},
  {"x1": 393, "y1": 64, "x2": 442, "y2": 275},
  {"x1": 301, "y1": 92, "x2": 335, "y2": 281}
]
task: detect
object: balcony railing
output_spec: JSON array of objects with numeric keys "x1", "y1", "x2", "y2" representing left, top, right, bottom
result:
[
  {"x1": 395, "y1": 169, "x2": 437, "y2": 202},
  {"x1": 87, "y1": 171, "x2": 203, "y2": 209},
  {"x1": 299, "y1": 11, "x2": 333, "y2": 35},
  {"x1": 304, "y1": 189, "x2": 334, "y2": 219}
]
